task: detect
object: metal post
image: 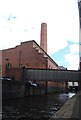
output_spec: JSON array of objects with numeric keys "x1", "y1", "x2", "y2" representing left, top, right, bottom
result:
[{"x1": 65, "y1": 81, "x2": 69, "y2": 93}]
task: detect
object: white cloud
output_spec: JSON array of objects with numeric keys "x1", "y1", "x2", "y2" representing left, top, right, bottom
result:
[
  {"x1": 0, "y1": 0, "x2": 80, "y2": 70},
  {"x1": 64, "y1": 54, "x2": 79, "y2": 70},
  {"x1": 64, "y1": 43, "x2": 79, "y2": 70}
]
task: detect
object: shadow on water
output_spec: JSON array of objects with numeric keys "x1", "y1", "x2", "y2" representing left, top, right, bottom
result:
[{"x1": 2, "y1": 92, "x2": 75, "y2": 120}]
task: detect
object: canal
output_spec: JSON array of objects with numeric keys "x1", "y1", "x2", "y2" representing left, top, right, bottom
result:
[{"x1": 2, "y1": 92, "x2": 75, "y2": 120}]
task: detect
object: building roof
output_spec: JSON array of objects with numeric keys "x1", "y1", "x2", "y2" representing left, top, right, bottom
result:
[
  {"x1": 21, "y1": 40, "x2": 59, "y2": 67},
  {"x1": 2, "y1": 40, "x2": 59, "y2": 67}
]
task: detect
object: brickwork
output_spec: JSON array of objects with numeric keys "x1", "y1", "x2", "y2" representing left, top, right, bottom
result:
[
  {"x1": 6, "y1": 67, "x2": 23, "y2": 81},
  {"x1": 2, "y1": 40, "x2": 65, "y2": 91},
  {"x1": 40, "y1": 23, "x2": 47, "y2": 53},
  {"x1": 47, "y1": 59, "x2": 58, "y2": 69},
  {"x1": 2, "y1": 40, "x2": 59, "y2": 77}
]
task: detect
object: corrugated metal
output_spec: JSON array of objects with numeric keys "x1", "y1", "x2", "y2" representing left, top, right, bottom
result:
[{"x1": 25, "y1": 69, "x2": 80, "y2": 82}]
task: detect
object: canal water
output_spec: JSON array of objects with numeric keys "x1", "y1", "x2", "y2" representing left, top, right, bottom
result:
[{"x1": 2, "y1": 92, "x2": 75, "y2": 120}]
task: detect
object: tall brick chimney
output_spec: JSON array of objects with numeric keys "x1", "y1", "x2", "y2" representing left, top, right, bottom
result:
[{"x1": 40, "y1": 23, "x2": 47, "y2": 53}]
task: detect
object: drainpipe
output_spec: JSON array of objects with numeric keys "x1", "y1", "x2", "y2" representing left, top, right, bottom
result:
[
  {"x1": 45, "y1": 59, "x2": 48, "y2": 94},
  {"x1": 19, "y1": 50, "x2": 21, "y2": 67}
]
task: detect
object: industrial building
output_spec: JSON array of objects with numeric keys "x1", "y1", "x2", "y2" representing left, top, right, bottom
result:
[{"x1": 2, "y1": 23, "x2": 65, "y2": 94}]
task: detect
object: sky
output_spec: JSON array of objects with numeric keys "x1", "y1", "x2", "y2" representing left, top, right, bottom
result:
[{"x1": 0, "y1": 0, "x2": 80, "y2": 70}]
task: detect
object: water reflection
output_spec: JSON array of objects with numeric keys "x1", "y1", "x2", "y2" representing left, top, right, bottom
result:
[
  {"x1": 59, "y1": 92, "x2": 75, "y2": 102},
  {"x1": 68, "y1": 92, "x2": 76, "y2": 98},
  {"x1": 2, "y1": 93, "x2": 74, "y2": 120}
]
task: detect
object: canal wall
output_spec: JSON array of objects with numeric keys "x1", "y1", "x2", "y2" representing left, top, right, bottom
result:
[
  {"x1": 2, "y1": 80, "x2": 25, "y2": 99},
  {"x1": 24, "y1": 82, "x2": 46, "y2": 96},
  {"x1": 2, "y1": 79, "x2": 66, "y2": 99},
  {"x1": 49, "y1": 91, "x2": 81, "y2": 119},
  {"x1": 2, "y1": 80, "x2": 47, "y2": 99}
]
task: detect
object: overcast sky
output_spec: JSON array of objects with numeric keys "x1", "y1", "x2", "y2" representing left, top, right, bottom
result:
[{"x1": 0, "y1": 0, "x2": 80, "y2": 70}]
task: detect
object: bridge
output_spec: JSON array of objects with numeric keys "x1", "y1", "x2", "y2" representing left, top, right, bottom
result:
[{"x1": 23, "y1": 68, "x2": 81, "y2": 82}]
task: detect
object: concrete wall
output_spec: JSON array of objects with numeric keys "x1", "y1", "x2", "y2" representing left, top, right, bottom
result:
[
  {"x1": 2, "y1": 80, "x2": 25, "y2": 99},
  {"x1": 25, "y1": 82, "x2": 46, "y2": 96},
  {"x1": 2, "y1": 80, "x2": 46, "y2": 99},
  {"x1": 2, "y1": 79, "x2": 66, "y2": 99}
]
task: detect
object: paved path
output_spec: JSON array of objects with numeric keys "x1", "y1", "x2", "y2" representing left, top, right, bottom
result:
[{"x1": 49, "y1": 91, "x2": 81, "y2": 120}]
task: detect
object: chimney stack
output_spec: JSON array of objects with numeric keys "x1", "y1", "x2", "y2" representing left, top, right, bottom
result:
[{"x1": 40, "y1": 23, "x2": 47, "y2": 53}]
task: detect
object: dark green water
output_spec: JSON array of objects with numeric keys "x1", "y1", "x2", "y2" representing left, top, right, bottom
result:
[{"x1": 2, "y1": 93, "x2": 75, "y2": 120}]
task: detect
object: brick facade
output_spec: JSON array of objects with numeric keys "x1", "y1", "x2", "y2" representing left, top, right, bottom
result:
[
  {"x1": 2, "y1": 40, "x2": 65, "y2": 91},
  {"x1": 2, "y1": 40, "x2": 59, "y2": 77}
]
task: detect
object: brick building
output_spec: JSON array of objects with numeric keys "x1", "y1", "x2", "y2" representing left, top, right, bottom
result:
[
  {"x1": 2, "y1": 40, "x2": 59, "y2": 78},
  {"x1": 2, "y1": 23, "x2": 65, "y2": 93}
]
